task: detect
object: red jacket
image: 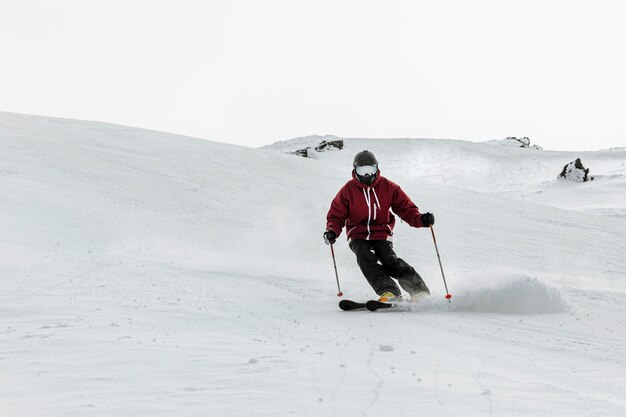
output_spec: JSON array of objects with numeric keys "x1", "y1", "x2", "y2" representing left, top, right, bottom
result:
[{"x1": 326, "y1": 170, "x2": 425, "y2": 241}]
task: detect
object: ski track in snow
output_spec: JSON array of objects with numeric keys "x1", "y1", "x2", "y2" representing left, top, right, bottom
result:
[{"x1": 1, "y1": 113, "x2": 626, "y2": 416}]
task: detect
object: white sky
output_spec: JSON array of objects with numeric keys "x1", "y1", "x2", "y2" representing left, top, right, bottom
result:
[{"x1": 1, "y1": 0, "x2": 625, "y2": 150}]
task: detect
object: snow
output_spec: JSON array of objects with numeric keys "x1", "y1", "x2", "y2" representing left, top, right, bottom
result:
[
  {"x1": 2, "y1": 112, "x2": 626, "y2": 416},
  {"x1": 267, "y1": 135, "x2": 626, "y2": 218}
]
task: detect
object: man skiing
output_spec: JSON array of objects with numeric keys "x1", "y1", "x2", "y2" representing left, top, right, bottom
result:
[{"x1": 324, "y1": 150, "x2": 433, "y2": 302}]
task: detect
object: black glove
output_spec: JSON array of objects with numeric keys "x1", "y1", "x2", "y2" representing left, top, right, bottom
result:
[
  {"x1": 323, "y1": 230, "x2": 337, "y2": 245},
  {"x1": 421, "y1": 212, "x2": 435, "y2": 227}
]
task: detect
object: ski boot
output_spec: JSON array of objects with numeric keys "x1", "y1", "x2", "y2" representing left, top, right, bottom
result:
[{"x1": 378, "y1": 292, "x2": 403, "y2": 303}]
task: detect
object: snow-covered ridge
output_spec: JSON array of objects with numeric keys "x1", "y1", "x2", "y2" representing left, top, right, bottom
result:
[
  {"x1": 264, "y1": 135, "x2": 626, "y2": 217},
  {"x1": 484, "y1": 136, "x2": 543, "y2": 149},
  {"x1": 2, "y1": 112, "x2": 626, "y2": 417}
]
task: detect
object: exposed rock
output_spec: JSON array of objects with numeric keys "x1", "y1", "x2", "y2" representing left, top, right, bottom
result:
[
  {"x1": 558, "y1": 158, "x2": 594, "y2": 182},
  {"x1": 315, "y1": 139, "x2": 344, "y2": 152},
  {"x1": 506, "y1": 137, "x2": 543, "y2": 150},
  {"x1": 291, "y1": 139, "x2": 343, "y2": 158},
  {"x1": 291, "y1": 147, "x2": 318, "y2": 159}
]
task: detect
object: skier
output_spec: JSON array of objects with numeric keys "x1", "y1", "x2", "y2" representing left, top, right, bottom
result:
[{"x1": 324, "y1": 150, "x2": 433, "y2": 302}]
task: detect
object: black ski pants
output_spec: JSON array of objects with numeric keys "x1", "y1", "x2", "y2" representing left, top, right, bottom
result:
[{"x1": 349, "y1": 239, "x2": 430, "y2": 297}]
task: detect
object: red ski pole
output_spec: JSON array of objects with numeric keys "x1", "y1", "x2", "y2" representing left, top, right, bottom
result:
[
  {"x1": 430, "y1": 226, "x2": 452, "y2": 302},
  {"x1": 330, "y1": 243, "x2": 343, "y2": 297}
]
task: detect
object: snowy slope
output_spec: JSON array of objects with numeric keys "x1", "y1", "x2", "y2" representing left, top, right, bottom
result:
[
  {"x1": 2, "y1": 112, "x2": 626, "y2": 417},
  {"x1": 265, "y1": 135, "x2": 626, "y2": 218}
]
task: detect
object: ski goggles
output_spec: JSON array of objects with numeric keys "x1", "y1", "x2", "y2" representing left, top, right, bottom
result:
[{"x1": 355, "y1": 165, "x2": 378, "y2": 176}]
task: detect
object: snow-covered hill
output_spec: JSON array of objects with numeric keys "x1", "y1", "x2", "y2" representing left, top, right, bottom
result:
[
  {"x1": 265, "y1": 135, "x2": 626, "y2": 217},
  {"x1": 2, "y1": 112, "x2": 625, "y2": 417}
]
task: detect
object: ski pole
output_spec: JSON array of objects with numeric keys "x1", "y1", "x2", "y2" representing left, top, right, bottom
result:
[
  {"x1": 430, "y1": 226, "x2": 452, "y2": 302},
  {"x1": 329, "y1": 243, "x2": 343, "y2": 297}
]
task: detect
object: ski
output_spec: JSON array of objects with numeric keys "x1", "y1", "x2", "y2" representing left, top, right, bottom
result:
[
  {"x1": 339, "y1": 299, "x2": 398, "y2": 311},
  {"x1": 338, "y1": 299, "x2": 367, "y2": 311},
  {"x1": 365, "y1": 300, "x2": 396, "y2": 311}
]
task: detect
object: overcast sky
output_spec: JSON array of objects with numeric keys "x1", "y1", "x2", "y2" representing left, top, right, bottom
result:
[{"x1": 1, "y1": 0, "x2": 625, "y2": 150}]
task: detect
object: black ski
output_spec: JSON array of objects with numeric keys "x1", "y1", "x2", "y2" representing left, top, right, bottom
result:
[
  {"x1": 339, "y1": 299, "x2": 367, "y2": 311},
  {"x1": 340, "y1": 299, "x2": 398, "y2": 311},
  {"x1": 365, "y1": 300, "x2": 396, "y2": 311}
]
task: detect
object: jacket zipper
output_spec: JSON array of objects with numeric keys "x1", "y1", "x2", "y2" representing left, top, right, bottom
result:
[{"x1": 363, "y1": 187, "x2": 371, "y2": 239}]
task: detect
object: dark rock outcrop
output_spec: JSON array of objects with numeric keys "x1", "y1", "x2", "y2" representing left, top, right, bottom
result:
[
  {"x1": 292, "y1": 147, "x2": 318, "y2": 159},
  {"x1": 292, "y1": 139, "x2": 344, "y2": 158},
  {"x1": 558, "y1": 158, "x2": 594, "y2": 182},
  {"x1": 506, "y1": 137, "x2": 543, "y2": 150},
  {"x1": 315, "y1": 140, "x2": 344, "y2": 152}
]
